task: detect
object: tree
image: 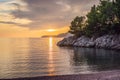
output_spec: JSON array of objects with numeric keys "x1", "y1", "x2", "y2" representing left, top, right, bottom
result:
[
  {"x1": 98, "y1": 0, "x2": 116, "y2": 24},
  {"x1": 86, "y1": 0, "x2": 117, "y2": 36},
  {"x1": 115, "y1": 0, "x2": 120, "y2": 22},
  {"x1": 86, "y1": 5, "x2": 100, "y2": 37},
  {"x1": 97, "y1": 0, "x2": 117, "y2": 34},
  {"x1": 69, "y1": 0, "x2": 120, "y2": 37},
  {"x1": 69, "y1": 16, "x2": 85, "y2": 37}
]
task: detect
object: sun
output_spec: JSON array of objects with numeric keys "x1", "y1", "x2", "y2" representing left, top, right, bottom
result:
[{"x1": 47, "y1": 29, "x2": 56, "y2": 32}]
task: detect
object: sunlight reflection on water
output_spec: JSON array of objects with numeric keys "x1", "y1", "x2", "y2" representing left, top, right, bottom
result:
[
  {"x1": 48, "y1": 37, "x2": 55, "y2": 76},
  {"x1": 0, "y1": 38, "x2": 120, "y2": 79}
]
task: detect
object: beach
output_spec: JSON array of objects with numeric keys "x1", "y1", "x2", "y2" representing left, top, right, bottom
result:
[{"x1": 1, "y1": 70, "x2": 120, "y2": 80}]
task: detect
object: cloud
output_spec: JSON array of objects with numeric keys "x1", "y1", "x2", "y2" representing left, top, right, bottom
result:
[
  {"x1": 0, "y1": 0, "x2": 31, "y2": 26},
  {"x1": 0, "y1": 18, "x2": 32, "y2": 25},
  {"x1": 1, "y1": 0, "x2": 99, "y2": 30},
  {"x1": 0, "y1": 21, "x2": 19, "y2": 25},
  {"x1": 0, "y1": 13, "x2": 32, "y2": 25},
  {"x1": 0, "y1": 23, "x2": 29, "y2": 35},
  {"x1": 11, "y1": 0, "x2": 99, "y2": 29},
  {"x1": 0, "y1": 0, "x2": 28, "y2": 12},
  {"x1": 0, "y1": 23, "x2": 30, "y2": 37},
  {"x1": 56, "y1": 1, "x2": 71, "y2": 12}
]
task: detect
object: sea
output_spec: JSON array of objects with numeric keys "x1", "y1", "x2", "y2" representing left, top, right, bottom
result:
[{"x1": 0, "y1": 38, "x2": 120, "y2": 79}]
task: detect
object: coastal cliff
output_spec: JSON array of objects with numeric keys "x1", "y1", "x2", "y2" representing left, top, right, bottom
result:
[
  {"x1": 57, "y1": 0, "x2": 120, "y2": 50},
  {"x1": 57, "y1": 35, "x2": 120, "y2": 50}
]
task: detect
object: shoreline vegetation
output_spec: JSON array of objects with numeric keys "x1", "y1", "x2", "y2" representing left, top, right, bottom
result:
[{"x1": 57, "y1": 0, "x2": 120, "y2": 50}]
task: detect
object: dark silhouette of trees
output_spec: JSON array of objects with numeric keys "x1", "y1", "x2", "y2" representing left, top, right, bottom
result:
[
  {"x1": 69, "y1": 16, "x2": 85, "y2": 37},
  {"x1": 69, "y1": 0, "x2": 120, "y2": 37}
]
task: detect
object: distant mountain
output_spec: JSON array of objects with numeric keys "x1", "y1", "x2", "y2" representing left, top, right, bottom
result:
[
  {"x1": 56, "y1": 33, "x2": 68, "y2": 37},
  {"x1": 41, "y1": 33, "x2": 73, "y2": 38},
  {"x1": 41, "y1": 35, "x2": 56, "y2": 38}
]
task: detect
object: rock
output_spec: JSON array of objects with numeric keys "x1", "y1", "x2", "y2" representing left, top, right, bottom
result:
[
  {"x1": 57, "y1": 34, "x2": 120, "y2": 50},
  {"x1": 95, "y1": 35, "x2": 112, "y2": 48},
  {"x1": 112, "y1": 44, "x2": 120, "y2": 50},
  {"x1": 73, "y1": 36, "x2": 95, "y2": 47},
  {"x1": 57, "y1": 36, "x2": 76, "y2": 46},
  {"x1": 95, "y1": 35, "x2": 120, "y2": 49}
]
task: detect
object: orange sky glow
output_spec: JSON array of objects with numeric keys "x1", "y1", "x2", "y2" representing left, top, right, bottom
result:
[
  {"x1": 0, "y1": 24, "x2": 69, "y2": 37},
  {"x1": 0, "y1": 0, "x2": 99, "y2": 37}
]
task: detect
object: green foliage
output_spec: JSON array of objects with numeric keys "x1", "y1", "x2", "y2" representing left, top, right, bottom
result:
[
  {"x1": 69, "y1": 0, "x2": 120, "y2": 37},
  {"x1": 86, "y1": 5, "x2": 100, "y2": 37},
  {"x1": 98, "y1": 0, "x2": 116, "y2": 24},
  {"x1": 69, "y1": 16, "x2": 85, "y2": 37},
  {"x1": 115, "y1": 0, "x2": 120, "y2": 22}
]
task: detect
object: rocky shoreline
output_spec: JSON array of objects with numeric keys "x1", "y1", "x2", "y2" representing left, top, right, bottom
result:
[{"x1": 57, "y1": 34, "x2": 120, "y2": 50}]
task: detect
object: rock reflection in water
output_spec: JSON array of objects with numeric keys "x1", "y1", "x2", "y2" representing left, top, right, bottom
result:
[{"x1": 73, "y1": 48, "x2": 120, "y2": 71}]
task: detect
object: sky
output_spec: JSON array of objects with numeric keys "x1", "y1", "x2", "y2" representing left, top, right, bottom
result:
[{"x1": 0, "y1": 0, "x2": 99, "y2": 37}]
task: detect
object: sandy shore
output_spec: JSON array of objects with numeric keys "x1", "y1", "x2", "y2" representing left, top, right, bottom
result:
[{"x1": 1, "y1": 70, "x2": 120, "y2": 80}]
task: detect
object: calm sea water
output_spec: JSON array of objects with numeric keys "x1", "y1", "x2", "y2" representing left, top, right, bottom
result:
[{"x1": 0, "y1": 38, "x2": 120, "y2": 79}]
